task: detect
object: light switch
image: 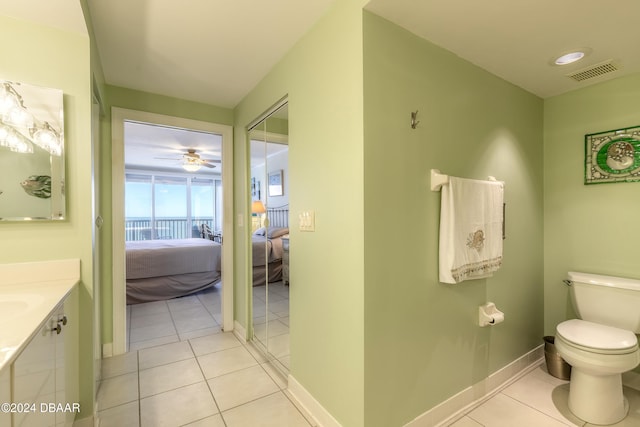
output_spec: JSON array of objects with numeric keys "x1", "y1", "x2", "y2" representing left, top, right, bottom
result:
[{"x1": 299, "y1": 210, "x2": 315, "y2": 232}]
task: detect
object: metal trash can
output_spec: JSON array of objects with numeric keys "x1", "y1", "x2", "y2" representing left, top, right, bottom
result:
[{"x1": 543, "y1": 336, "x2": 571, "y2": 380}]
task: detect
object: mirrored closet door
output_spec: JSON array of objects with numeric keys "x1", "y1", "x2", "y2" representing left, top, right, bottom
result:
[{"x1": 248, "y1": 100, "x2": 290, "y2": 374}]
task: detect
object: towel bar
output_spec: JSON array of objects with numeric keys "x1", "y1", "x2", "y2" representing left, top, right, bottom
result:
[{"x1": 430, "y1": 169, "x2": 497, "y2": 192}]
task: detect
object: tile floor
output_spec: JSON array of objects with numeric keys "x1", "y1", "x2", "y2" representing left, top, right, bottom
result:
[
  {"x1": 252, "y1": 281, "x2": 291, "y2": 372},
  {"x1": 448, "y1": 365, "x2": 640, "y2": 427},
  {"x1": 98, "y1": 284, "x2": 640, "y2": 426},
  {"x1": 126, "y1": 283, "x2": 225, "y2": 352}
]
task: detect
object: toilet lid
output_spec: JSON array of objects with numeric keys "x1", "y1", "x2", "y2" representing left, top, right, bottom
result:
[{"x1": 557, "y1": 319, "x2": 638, "y2": 351}]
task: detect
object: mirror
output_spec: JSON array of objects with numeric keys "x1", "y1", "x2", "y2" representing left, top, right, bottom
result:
[
  {"x1": 0, "y1": 80, "x2": 65, "y2": 221},
  {"x1": 248, "y1": 100, "x2": 289, "y2": 374}
]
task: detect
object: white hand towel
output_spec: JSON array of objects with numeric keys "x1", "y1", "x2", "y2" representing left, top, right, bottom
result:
[{"x1": 439, "y1": 176, "x2": 504, "y2": 284}]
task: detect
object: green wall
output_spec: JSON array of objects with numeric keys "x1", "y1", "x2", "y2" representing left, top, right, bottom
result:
[
  {"x1": 99, "y1": 85, "x2": 233, "y2": 343},
  {"x1": 363, "y1": 13, "x2": 544, "y2": 426},
  {"x1": 543, "y1": 73, "x2": 640, "y2": 343},
  {"x1": 234, "y1": 1, "x2": 368, "y2": 425},
  {"x1": 0, "y1": 13, "x2": 94, "y2": 419}
]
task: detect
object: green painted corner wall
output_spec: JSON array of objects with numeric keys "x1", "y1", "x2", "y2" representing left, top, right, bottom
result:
[
  {"x1": 543, "y1": 73, "x2": 640, "y2": 348},
  {"x1": 234, "y1": 1, "x2": 368, "y2": 425},
  {"x1": 362, "y1": 12, "x2": 544, "y2": 426},
  {"x1": 0, "y1": 13, "x2": 94, "y2": 419}
]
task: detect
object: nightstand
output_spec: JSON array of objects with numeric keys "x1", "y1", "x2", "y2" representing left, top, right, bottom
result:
[{"x1": 282, "y1": 235, "x2": 289, "y2": 285}]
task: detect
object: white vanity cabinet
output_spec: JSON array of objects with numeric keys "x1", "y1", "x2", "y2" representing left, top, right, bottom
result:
[
  {"x1": 13, "y1": 312, "x2": 57, "y2": 427},
  {"x1": 0, "y1": 366, "x2": 10, "y2": 426},
  {"x1": 0, "y1": 259, "x2": 80, "y2": 427},
  {"x1": 11, "y1": 292, "x2": 77, "y2": 427}
]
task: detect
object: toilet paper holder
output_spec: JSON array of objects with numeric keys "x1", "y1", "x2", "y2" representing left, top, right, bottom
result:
[{"x1": 479, "y1": 302, "x2": 504, "y2": 327}]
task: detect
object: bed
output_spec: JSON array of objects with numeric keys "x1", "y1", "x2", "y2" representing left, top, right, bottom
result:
[
  {"x1": 126, "y1": 238, "x2": 222, "y2": 304},
  {"x1": 252, "y1": 206, "x2": 289, "y2": 286}
]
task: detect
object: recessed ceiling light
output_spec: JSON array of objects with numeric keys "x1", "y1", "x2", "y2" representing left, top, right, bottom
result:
[{"x1": 552, "y1": 48, "x2": 591, "y2": 66}]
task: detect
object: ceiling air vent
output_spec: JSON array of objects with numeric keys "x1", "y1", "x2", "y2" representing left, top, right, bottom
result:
[{"x1": 567, "y1": 60, "x2": 619, "y2": 82}]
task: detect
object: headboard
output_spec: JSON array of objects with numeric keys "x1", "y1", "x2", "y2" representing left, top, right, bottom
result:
[{"x1": 267, "y1": 205, "x2": 289, "y2": 229}]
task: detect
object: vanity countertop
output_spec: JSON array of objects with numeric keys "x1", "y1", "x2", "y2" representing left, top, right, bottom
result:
[{"x1": 0, "y1": 259, "x2": 80, "y2": 372}]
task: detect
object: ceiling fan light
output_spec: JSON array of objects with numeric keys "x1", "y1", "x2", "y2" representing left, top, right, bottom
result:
[{"x1": 182, "y1": 160, "x2": 202, "y2": 172}]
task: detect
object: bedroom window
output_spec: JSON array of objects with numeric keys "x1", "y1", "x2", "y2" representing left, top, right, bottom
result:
[{"x1": 125, "y1": 173, "x2": 219, "y2": 241}]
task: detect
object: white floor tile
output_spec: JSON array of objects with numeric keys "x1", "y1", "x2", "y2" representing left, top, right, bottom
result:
[
  {"x1": 129, "y1": 322, "x2": 177, "y2": 343},
  {"x1": 97, "y1": 401, "x2": 139, "y2": 427},
  {"x1": 184, "y1": 414, "x2": 226, "y2": 427},
  {"x1": 174, "y1": 314, "x2": 219, "y2": 334},
  {"x1": 208, "y1": 365, "x2": 280, "y2": 411},
  {"x1": 138, "y1": 340, "x2": 194, "y2": 370},
  {"x1": 198, "y1": 346, "x2": 258, "y2": 379},
  {"x1": 189, "y1": 332, "x2": 242, "y2": 356},
  {"x1": 503, "y1": 368, "x2": 583, "y2": 426},
  {"x1": 130, "y1": 301, "x2": 169, "y2": 318},
  {"x1": 179, "y1": 326, "x2": 222, "y2": 341},
  {"x1": 140, "y1": 382, "x2": 218, "y2": 427},
  {"x1": 467, "y1": 393, "x2": 574, "y2": 427},
  {"x1": 167, "y1": 295, "x2": 203, "y2": 312},
  {"x1": 170, "y1": 305, "x2": 211, "y2": 320},
  {"x1": 129, "y1": 311, "x2": 173, "y2": 330},
  {"x1": 253, "y1": 319, "x2": 289, "y2": 338},
  {"x1": 139, "y1": 358, "x2": 204, "y2": 398},
  {"x1": 222, "y1": 392, "x2": 311, "y2": 427},
  {"x1": 129, "y1": 334, "x2": 179, "y2": 352},
  {"x1": 101, "y1": 351, "x2": 138, "y2": 379},
  {"x1": 448, "y1": 416, "x2": 483, "y2": 426},
  {"x1": 97, "y1": 372, "x2": 139, "y2": 410}
]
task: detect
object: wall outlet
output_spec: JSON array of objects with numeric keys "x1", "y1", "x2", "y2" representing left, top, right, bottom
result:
[{"x1": 299, "y1": 210, "x2": 315, "y2": 232}]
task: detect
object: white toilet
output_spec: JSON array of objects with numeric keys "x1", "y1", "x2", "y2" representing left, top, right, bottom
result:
[{"x1": 555, "y1": 271, "x2": 640, "y2": 425}]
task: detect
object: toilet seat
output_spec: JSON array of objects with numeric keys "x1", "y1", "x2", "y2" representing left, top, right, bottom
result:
[{"x1": 557, "y1": 319, "x2": 638, "y2": 355}]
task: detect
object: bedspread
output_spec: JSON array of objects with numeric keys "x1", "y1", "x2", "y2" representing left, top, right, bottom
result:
[{"x1": 126, "y1": 238, "x2": 221, "y2": 279}]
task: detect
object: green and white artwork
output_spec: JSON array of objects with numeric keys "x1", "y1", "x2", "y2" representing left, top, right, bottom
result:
[{"x1": 585, "y1": 125, "x2": 640, "y2": 185}]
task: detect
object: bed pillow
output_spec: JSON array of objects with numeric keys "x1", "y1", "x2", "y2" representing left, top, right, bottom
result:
[
  {"x1": 267, "y1": 227, "x2": 289, "y2": 238},
  {"x1": 253, "y1": 227, "x2": 266, "y2": 236}
]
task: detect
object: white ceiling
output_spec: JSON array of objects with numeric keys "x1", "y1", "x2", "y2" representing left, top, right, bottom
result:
[
  {"x1": 3, "y1": 0, "x2": 638, "y2": 170},
  {"x1": 124, "y1": 122, "x2": 223, "y2": 174},
  {"x1": 365, "y1": 0, "x2": 640, "y2": 99},
  {"x1": 86, "y1": 0, "x2": 337, "y2": 109},
  {"x1": 0, "y1": 0, "x2": 86, "y2": 35},
  {"x1": 2, "y1": 1, "x2": 638, "y2": 106}
]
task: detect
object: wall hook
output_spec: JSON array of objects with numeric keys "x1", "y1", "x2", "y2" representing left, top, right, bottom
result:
[{"x1": 411, "y1": 110, "x2": 420, "y2": 129}]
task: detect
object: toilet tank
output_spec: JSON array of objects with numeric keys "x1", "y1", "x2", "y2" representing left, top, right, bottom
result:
[{"x1": 568, "y1": 271, "x2": 640, "y2": 333}]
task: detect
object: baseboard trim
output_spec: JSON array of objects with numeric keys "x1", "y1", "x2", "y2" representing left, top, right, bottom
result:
[
  {"x1": 288, "y1": 374, "x2": 342, "y2": 427},
  {"x1": 72, "y1": 415, "x2": 94, "y2": 427},
  {"x1": 233, "y1": 320, "x2": 247, "y2": 342},
  {"x1": 405, "y1": 344, "x2": 544, "y2": 427},
  {"x1": 102, "y1": 342, "x2": 113, "y2": 358}
]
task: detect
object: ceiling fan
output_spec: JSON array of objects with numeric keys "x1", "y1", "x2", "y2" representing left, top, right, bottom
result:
[{"x1": 156, "y1": 148, "x2": 220, "y2": 170}]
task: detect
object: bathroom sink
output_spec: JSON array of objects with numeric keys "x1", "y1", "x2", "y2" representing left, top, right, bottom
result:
[
  {"x1": 0, "y1": 294, "x2": 44, "y2": 318},
  {"x1": 0, "y1": 301, "x2": 30, "y2": 317}
]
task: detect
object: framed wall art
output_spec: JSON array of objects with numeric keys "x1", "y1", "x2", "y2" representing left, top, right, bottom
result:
[
  {"x1": 268, "y1": 169, "x2": 283, "y2": 196},
  {"x1": 585, "y1": 125, "x2": 640, "y2": 185}
]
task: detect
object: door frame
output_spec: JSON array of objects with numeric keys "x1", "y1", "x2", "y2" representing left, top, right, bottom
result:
[{"x1": 111, "y1": 107, "x2": 234, "y2": 355}]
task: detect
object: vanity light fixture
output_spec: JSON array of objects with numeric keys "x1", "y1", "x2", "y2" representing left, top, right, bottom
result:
[
  {"x1": 0, "y1": 123, "x2": 34, "y2": 154},
  {"x1": 0, "y1": 82, "x2": 33, "y2": 128},
  {"x1": 0, "y1": 82, "x2": 23, "y2": 115},
  {"x1": 0, "y1": 81, "x2": 62, "y2": 156},
  {"x1": 30, "y1": 121, "x2": 62, "y2": 156}
]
